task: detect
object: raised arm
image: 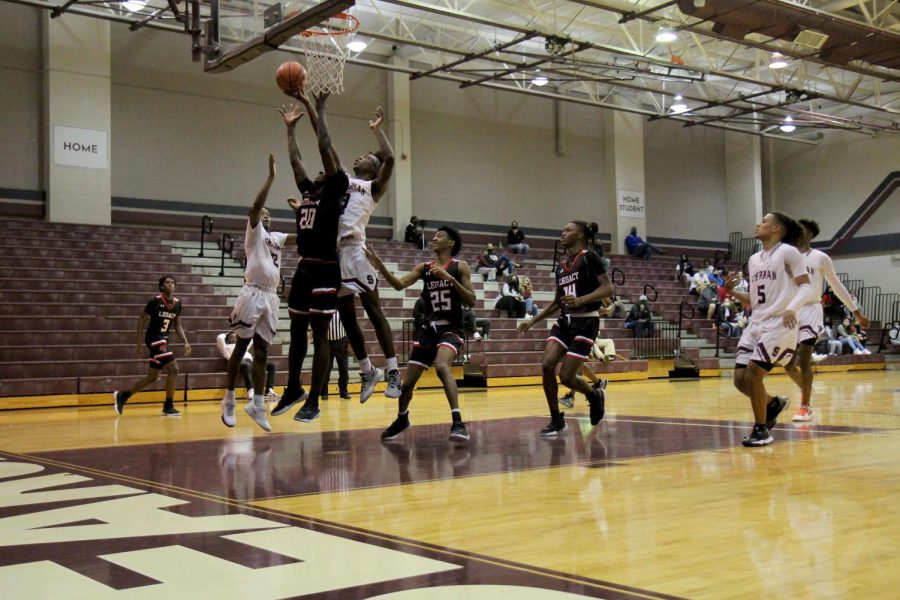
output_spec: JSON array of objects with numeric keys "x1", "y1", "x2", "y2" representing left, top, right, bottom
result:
[
  {"x1": 364, "y1": 246, "x2": 423, "y2": 290},
  {"x1": 314, "y1": 92, "x2": 342, "y2": 176},
  {"x1": 279, "y1": 104, "x2": 311, "y2": 192},
  {"x1": 821, "y1": 254, "x2": 869, "y2": 326},
  {"x1": 368, "y1": 106, "x2": 395, "y2": 201},
  {"x1": 249, "y1": 153, "x2": 276, "y2": 228}
]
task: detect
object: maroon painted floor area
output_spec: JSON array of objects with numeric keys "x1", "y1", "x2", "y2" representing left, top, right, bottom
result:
[{"x1": 33, "y1": 415, "x2": 875, "y2": 501}]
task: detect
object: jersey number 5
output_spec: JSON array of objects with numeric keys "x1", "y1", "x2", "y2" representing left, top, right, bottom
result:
[
  {"x1": 756, "y1": 284, "x2": 766, "y2": 304},
  {"x1": 429, "y1": 289, "x2": 451, "y2": 312}
]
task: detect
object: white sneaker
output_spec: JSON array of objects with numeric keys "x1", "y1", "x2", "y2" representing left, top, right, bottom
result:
[
  {"x1": 811, "y1": 353, "x2": 826, "y2": 363},
  {"x1": 385, "y1": 368, "x2": 402, "y2": 399},
  {"x1": 221, "y1": 398, "x2": 236, "y2": 428},
  {"x1": 853, "y1": 349, "x2": 864, "y2": 355},
  {"x1": 244, "y1": 402, "x2": 272, "y2": 432},
  {"x1": 862, "y1": 349, "x2": 872, "y2": 355},
  {"x1": 473, "y1": 332, "x2": 482, "y2": 341},
  {"x1": 360, "y1": 367, "x2": 383, "y2": 404},
  {"x1": 246, "y1": 389, "x2": 254, "y2": 400},
  {"x1": 264, "y1": 388, "x2": 280, "y2": 399}
]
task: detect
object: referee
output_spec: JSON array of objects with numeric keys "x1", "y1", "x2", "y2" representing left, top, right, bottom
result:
[{"x1": 321, "y1": 312, "x2": 351, "y2": 399}]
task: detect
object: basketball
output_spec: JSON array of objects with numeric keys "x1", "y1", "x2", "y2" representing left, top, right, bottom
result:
[{"x1": 276, "y1": 61, "x2": 306, "y2": 92}]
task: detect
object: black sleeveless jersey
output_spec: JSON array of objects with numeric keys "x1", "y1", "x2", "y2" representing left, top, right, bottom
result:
[
  {"x1": 419, "y1": 259, "x2": 464, "y2": 328},
  {"x1": 295, "y1": 170, "x2": 349, "y2": 260},
  {"x1": 143, "y1": 295, "x2": 182, "y2": 342},
  {"x1": 555, "y1": 249, "x2": 607, "y2": 315}
]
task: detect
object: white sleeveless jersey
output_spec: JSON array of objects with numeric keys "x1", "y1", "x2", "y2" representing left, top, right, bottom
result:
[
  {"x1": 747, "y1": 242, "x2": 807, "y2": 323},
  {"x1": 338, "y1": 178, "x2": 375, "y2": 241},
  {"x1": 804, "y1": 249, "x2": 858, "y2": 312},
  {"x1": 243, "y1": 220, "x2": 288, "y2": 289}
]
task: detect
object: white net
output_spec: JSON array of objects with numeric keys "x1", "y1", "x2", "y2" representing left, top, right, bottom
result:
[{"x1": 298, "y1": 14, "x2": 357, "y2": 95}]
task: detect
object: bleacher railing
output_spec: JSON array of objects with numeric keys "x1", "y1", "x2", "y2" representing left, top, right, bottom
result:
[
  {"x1": 631, "y1": 322, "x2": 680, "y2": 359},
  {"x1": 610, "y1": 267, "x2": 625, "y2": 286},
  {"x1": 728, "y1": 232, "x2": 759, "y2": 267},
  {"x1": 219, "y1": 233, "x2": 234, "y2": 276},
  {"x1": 643, "y1": 284, "x2": 658, "y2": 302},
  {"x1": 198, "y1": 215, "x2": 213, "y2": 257}
]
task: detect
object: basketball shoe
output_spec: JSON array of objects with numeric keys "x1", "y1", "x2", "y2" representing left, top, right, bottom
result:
[
  {"x1": 360, "y1": 367, "x2": 384, "y2": 403},
  {"x1": 540, "y1": 413, "x2": 567, "y2": 437},
  {"x1": 742, "y1": 424, "x2": 773, "y2": 447},
  {"x1": 765, "y1": 396, "x2": 790, "y2": 430},
  {"x1": 792, "y1": 405, "x2": 814, "y2": 422},
  {"x1": 382, "y1": 413, "x2": 411, "y2": 440}
]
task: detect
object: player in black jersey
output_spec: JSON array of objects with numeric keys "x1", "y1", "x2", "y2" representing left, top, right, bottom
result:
[
  {"x1": 113, "y1": 275, "x2": 192, "y2": 417},
  {"x1": 518, "y1": 221, "x2": 614, "y2": 436},
  {"x1": 365, "y1": 226, "x2": 476, "y2": 442},
  {"x1": 270, "y1": 91, "x2": 350, "y2": 424}
]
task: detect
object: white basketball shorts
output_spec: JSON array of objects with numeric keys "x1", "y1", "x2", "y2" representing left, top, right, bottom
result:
[
  {"x1": 796, "y1": 302, "x2": 824, "y2": 345},
  {"x1": 734, "y1": 317, "x2": 798, "y2": 369},
  {"x1": 338, "y1": 239, "x2": 379, "y2": 297},
  {"x1": 228, "y1": 284, "x2": 280, "y2": 344}
]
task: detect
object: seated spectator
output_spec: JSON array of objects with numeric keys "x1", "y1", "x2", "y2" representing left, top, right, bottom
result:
[
  {"x1": 625, "y1": 226, "x2": 665, "y2": 260},
  {"x1": 520, "y1": 276, "x2": 539, "y2": 317},
  {"x1": 404, "y1": 216, "x2": 419, "y2": 245},
  {"x1": 707, "y1": 265, "x2": 725, "y2": 287},
  {"x1": 731, "y1": 269, "x2": 749, "y2": 293},
  {"x1": 821, "y1": 319, "x2": 844, "y2": 355},
  {"x1": 495, "y1": 274, "x2": 526, "y2": 318},
  {"x1": 591, "y1": 336, "x2": 621, "y2": 364},
  {"x1": 589, "y1": 222, "x2": 611, "y2": 273},
  {"x1": 475, "y1": 251, "x2": 498, "y2": 282},
  {"x1": 625, "y1": 294, "x2": 654, "y2": 338},
  {"x1": 481, "y1": 243, "x2": 520, "y2": 279},
  {"x1": 888, "y1": 321, "x2": 900, "y2": 349},
  {"x1": 414, "y1": 222, "x2": 427, "y2": 250},
  {"x1": 463, "y1": 304, "x2": 492, "y2": 341},
  {"x1": 688, "y1": 269, "x2": 709, "y2": 296},
  {"x1": 823, "y1": 285, "x2": 845, "y2": 321},
  {"x1": 697, "y1": 281, "x2": 719, "y2": 320},
  {"x1": 675, "y1": 254, "x2": 695, "y2": 285},
  {"x1": 506, "y1": 221, "x2": 530, "y2": 261},
  {"x1": 216, "y1": 331, "x2": 278, "y2": 399},
  {"x1": 716, "y1": 299, "x2": 742, "y2": 337},
  {"x1": 837, "y1": 317, "x2": 869, "y2": 354}
]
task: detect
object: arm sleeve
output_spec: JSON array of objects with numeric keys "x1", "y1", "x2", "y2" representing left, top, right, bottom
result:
[
  {"x1": 820, "y1": 254, "x2": 858, "y2": 312},
  {"x1": 784, "y1": 247, "x2": 819, "y2": 312}
]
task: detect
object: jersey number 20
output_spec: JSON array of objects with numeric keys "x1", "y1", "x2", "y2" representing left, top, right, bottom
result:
[{"x1": 298, "y1": 207, "x2": 316, "y2": 229}]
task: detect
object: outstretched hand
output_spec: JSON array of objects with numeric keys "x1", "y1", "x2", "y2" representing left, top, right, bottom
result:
[
  {"x1": 363, "y1": 246, "x2": 384, "y2": 271},
  {"x1": 723, "y1": 271, "x2": 741, "y2": 294},
  {"x1": 267, "y1": 153, "x2": 276, "y2": 178},
  {"x1": 314, "y1": 91, "x2": 331, "y2": 110},
  {"x1": 278, "y1": 104, "x2": 305, "y2": 127},
  {"x1": 369, "y1": 106, "x2": 384, "y2": 130},
  {"x1": 287, "y1": 197, "x2": 301, "y2": 212}
]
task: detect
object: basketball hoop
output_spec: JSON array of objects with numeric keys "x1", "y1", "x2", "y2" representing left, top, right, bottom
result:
[{"x1": 298, "y1": 12, "x2": 359, "y2": 95}]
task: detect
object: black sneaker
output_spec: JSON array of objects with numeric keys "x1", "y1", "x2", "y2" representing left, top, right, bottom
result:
[
  {"x1": 339, "y1": 391, "x2": 352, "y2": 400},
  {"x1": 381, "y1": 414, "x2": 411, "y2": 440},
  {"x1": 539, "y1": 413, "x2": 567, "y2": 437},
  {"x1": 594, "y1": 378, "x2": 608, "y2": 391},
  {"x1": 587, "y1": 387, "x2": 606, "y2": 426},
  {"x1": 558, "y1": 391, "x2": 575, "y2": 409},
  {"x1": 293, "y1": 402, "x2": 320, "y2": 422},
  {"x1": 742, "y1": 424, "x2": 774, "y2": 447},
  {"x1": 161, "y1": 404, "x2": 181, "y2": 417},
  {"x1": 765, "y1": 396, "x2": 790, "y2": 430},
  {"x1": 321, "y1": 394, "x2": 329, "y2": 400},
  {"x1": 272, "y1": 387, "x2": 307, "y2": 416},
  {"x1": 448, "y1": 421, "x2": 470, "y2": 442},
  {"x1": 112, "y1": 391, "x2": 129, "y2": 415}
]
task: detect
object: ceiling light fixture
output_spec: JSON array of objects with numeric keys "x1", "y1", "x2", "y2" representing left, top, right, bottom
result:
[
  {"x1": 670, "y1": 94, "x2": 688, "y2": 113},
  {"x1": 346, "y1": 40, "x2": 368, "y2": 53},
  {"x1": 122, "y1": 0, "x2": 147, "y2": 12},
  {"x1": 769, "y1": 52, "x2": 788, "y2": 69},
  {"x1": 779, "y1": 115, "x2": 796, "y2": 132},
  {"x1": 655, "y1": 25, "x2": 678, "y2": 44},
  {"x1": 532, "y1": 73, "x2": 549, "y2": 87}
]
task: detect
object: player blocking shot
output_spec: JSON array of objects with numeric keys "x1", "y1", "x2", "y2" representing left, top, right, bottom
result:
[
  {"x1": 518, "y1": 221, "x2": 613, "y2": 437},
  {"x1": 783, "y1": 218, "x2": 870, "y2": 422},
  {"x1": 365, "y1": 226, "x2": 476, "y2": 442},
  {"x1": 725, "y1": 212, "x2": 819, "y2": 447},
  {"x1": 270, "y1": 90, "x2": 349, "y2": 423}
]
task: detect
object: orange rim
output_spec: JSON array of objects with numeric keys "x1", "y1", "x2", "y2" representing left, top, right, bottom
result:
[{"x1": 300, "y1": 12, "x2": 359, "y2": 37}]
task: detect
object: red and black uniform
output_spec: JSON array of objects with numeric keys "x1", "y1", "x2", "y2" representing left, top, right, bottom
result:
[
  {"x1": 409, "y1": 259, "x2": 464, "y2": 368},
  {"x1": 549, "y1": 249, "x2": 607, "y2": 360},
  {"x1": 144, "y1": 294, "x2": 182, "y2": 369},
  {"x1": 288, "y1": 171, "x2": 349, "y2": 318}
]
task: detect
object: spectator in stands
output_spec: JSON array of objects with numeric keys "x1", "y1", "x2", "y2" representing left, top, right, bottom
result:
[
  {"x1": 697, "y1": 281, "x2": 720, "y2": 320},
  {"x1": 823, "y1": 285, "x2": 845, "y2": 321},
  {"x1": 625, "y1": 294, "x2": 654, "y2": 338},
  {"x1": 415, "y1": 221, "x2": 427, "y2": 250},
  {"x1": 475, "y1": 250, "x2": 498, "y2": 282},
  {"x1": 707, "y1": 265, "x2": 725, "y2": 287},
  {"x1": 404, "y1": 216, "x2": 421, "y2": 246},
  {"x1": 217, "y1": 331, "x2": 278, "y2": 400},
  {"x1": 480, "y1": 243, "x2": 519, "y2": 279},
  {"x1": 675, "y1": 253, "x2": 695, "y2": 286},
  {"x1": 520, "y1": 276, "x2": 538, "y2": 317},
  {"x1": 821, "y1": 319, "x2": 844, "y2": 356},
  {"x1": 716, "y1": 299, "x2": 741, "y2": 338},
  {"x1": 506, "y1": 221, "x2": 530, "y2": 261},
  {"x1": 412, "y1": 296, "x2": 427, "y2": 330},
  {"x1": 320, "y1": 312, "x2": 351, "y2": 400},
  {"x1": 589, "y1": 223, "x2": 611, "y2": 273},
  {"x1": 689, "y1": 267, "x2": 709, "y2": 296},
  {"x1": 463, "y1": 304, "x2": 491, "y2": 341},
  {"x1": 113, "y1": 275, "x2": 192, "y2": 417},
  {"x1": 732, "y1": 269, "x2": 749, "y2": 293},
  {"x1": 624, "y1": 226, "x2": 665, "y2": 260},
  {"x1": 837, "y1": 317, "x2": 869, "y2": 354},
  {"x1": 495, "y1": 274, "x2": 526, "y2": 318}
]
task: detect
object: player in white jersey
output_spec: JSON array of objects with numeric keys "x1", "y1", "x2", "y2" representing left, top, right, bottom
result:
[
  {"x1": 334, "y1": 106, "x2": 404, "y2": 403},
  {"x1": 220, "y1": 153, "x2": 293, "y2": 432},
  {"x1": 784, "y1": 219, "x2": 870, "y2": 422},
  {"x1": 725, "y1": 212, "x2": 818, "y2": 447}
]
